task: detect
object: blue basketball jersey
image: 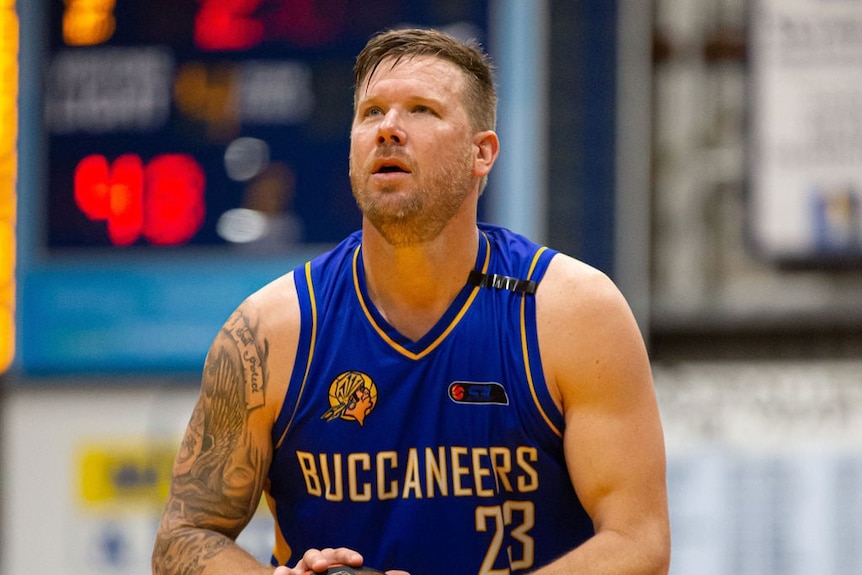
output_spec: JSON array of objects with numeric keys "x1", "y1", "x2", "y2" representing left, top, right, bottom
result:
[{"x1": 266, "y1": 223, "x2": 595, "y2": 575}]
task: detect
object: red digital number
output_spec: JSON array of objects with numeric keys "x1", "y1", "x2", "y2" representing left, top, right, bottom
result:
[
  {"x1": 74, "y1": 154, "x2": 206, "y2": 247},
  {"x1": 193, "y1": 0, "x2": 348, "y2": 51},
  {"x1": 195, "y1": 0, "x2": 264, "y2": 51},
  {"x1": 74, "y1": 154, "x2": 144, "y2": 246},
  {"x1": 144, "y1": 155, "x2": 206, "y2": 246}
]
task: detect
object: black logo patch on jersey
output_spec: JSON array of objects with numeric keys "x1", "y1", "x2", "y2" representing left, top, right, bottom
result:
[
  {"x1": 321, "y1": 370, "x2": 378, "y2": 426},
  {"x1": 448, "y1": 381, "x2": 509, "y2": 405}
]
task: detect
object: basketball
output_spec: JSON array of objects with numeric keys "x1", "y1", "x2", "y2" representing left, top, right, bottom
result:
[{"x1": 321, "y1": 567, "x2": 384, "y2": 575}]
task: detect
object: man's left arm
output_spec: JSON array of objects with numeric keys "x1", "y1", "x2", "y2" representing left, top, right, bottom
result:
[{"x1": 534, "y1": 254, "x2": 671, "y2": 575}]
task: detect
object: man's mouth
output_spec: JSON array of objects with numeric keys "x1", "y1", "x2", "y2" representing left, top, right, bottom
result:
[
  {"x1": 372, "y1": 158, "x2": 411, "y2": 174},
  {"x1": 376, "y1": 165, "x2": 407, "y2": 173}
]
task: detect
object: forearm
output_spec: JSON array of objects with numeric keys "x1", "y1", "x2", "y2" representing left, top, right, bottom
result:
[
  {"x1": 152, "y1": 526, "x2": 275, "y2": 575},
  {"x1": 531, "y1": 528, "x2": 670, "y2": 575}
]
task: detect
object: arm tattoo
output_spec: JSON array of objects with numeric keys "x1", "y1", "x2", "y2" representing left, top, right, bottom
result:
[
  {"x1": 154, "y1": 310, "x2": 271, "y2": 574},
  {"x1": 225, "y1": 311, "x2": 266, "y2": 409}
]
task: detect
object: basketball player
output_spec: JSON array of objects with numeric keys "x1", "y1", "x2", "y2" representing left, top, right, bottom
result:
[{"x1": 152, "y1": 28, "x2": 670, "y2": 575}]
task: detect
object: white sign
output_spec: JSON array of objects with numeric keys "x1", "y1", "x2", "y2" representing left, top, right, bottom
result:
[{"x1": 750, "y1": 0, "x2": 862, "y2": 261}]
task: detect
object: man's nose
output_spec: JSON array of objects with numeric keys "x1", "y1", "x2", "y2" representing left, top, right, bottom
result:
[{"x1": 377, "y1": 110, "x2": 406, "y2": 145}]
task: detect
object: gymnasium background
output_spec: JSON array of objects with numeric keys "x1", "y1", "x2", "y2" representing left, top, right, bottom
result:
[{"x1": 3, "y1": 1, "x2": 862, "y2": 574}]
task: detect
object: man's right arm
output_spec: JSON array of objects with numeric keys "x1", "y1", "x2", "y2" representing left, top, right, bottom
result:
[{"x1": 152, "y1": 275, "x2": 298, "y2": 575}]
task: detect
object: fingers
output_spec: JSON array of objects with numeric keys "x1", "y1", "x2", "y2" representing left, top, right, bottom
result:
[
  {"x1": 287, "y1": 547, "x2": 364, "y2": 575},
  {"x1": 384, "y1": 571, "x2": 412, "y2": 575}
]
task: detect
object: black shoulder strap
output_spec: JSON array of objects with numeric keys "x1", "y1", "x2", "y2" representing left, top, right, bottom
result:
[{"x1": 467, "y1": 269, "x2": 538, "y2": 294}]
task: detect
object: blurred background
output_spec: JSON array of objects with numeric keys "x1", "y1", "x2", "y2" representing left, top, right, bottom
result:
[{"x1": 2, "y1": 0, "x2": 862, "y2": 573}]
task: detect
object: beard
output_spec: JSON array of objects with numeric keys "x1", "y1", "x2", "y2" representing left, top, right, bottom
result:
[{"x1": 350, "y1": 143, "x2": 476, "y2": 246}]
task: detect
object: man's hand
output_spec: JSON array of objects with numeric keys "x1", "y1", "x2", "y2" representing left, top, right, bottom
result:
[
  {"x1": 276, "y1": 547, "x2": 364, "y2": 575},
  {"x1": 273, "y1": 547, "x2": 410, "y2": 575}
]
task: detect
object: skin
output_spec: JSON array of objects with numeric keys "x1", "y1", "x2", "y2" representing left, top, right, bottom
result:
[{"x1": 152, "y1": 54, "x2": 670, "y2": 575}]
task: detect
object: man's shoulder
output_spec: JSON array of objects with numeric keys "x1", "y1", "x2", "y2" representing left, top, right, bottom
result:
[
  {"x1": 537, "y1": 254, "x2": 648, "y2": 407},
  {"x1": 236, "y1": 269, "x2": 301, "y2": 333},
  {"x1": 540, "y1": 253, "x2": 630, "y2": 318}
]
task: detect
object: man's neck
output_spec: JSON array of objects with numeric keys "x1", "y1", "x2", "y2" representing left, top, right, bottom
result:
[{"x1": 360, "y1": 221, "x2": 480, "y2": 341}]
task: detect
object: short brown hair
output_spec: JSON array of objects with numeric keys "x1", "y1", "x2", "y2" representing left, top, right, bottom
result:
[{"x1": 354, "y1": 28, "x2": 497, "y2": 132}]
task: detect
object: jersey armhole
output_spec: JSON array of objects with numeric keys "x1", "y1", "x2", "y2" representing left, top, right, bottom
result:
[
  {"x1": 522, "y1": 248, "x2": 566, "y2": 437},
  {"x1": 271, "y1": 262, "x2": 316, "y2": 448}
]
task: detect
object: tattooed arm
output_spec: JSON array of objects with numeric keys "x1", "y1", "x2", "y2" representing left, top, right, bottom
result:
[{"x1": 152, "y1": 274, "x2": 299, "y2": 575}]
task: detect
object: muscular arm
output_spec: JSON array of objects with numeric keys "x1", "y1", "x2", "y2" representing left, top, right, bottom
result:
[
  {"x1": 153, "y1": 275, "x2": 298, "y2": 575},
  {"x1": 534, "y1": 255, "x2": 671, "y2": 575}
]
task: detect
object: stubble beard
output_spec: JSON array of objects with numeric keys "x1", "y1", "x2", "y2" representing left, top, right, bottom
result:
[{"x1": 350, "y1": 147, "x2": 475, "y2": 246}]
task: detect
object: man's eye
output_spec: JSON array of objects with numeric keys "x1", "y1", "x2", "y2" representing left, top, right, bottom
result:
[
  {"x1": 366, "y1": 107, "x2": 383, "y2": 116},
  {"x1": 413, "y1": 105, "x2": 431, "y2": 114}
]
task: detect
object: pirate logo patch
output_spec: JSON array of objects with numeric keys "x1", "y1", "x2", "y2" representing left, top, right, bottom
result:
[{"x1": 321, "y1": 370, "x2": 378, "y2": 426}]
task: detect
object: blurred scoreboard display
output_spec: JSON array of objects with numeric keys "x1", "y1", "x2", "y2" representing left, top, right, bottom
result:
[
  {"x1": 46, "y1": 0, "x2": 488, "y2": 249},
  {"x1": 19, "y1": 0, "x2": 488, "y2": 374}
]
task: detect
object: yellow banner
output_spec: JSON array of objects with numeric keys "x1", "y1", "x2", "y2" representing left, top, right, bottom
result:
[{"x1": 78, "y1": 441, "x2": 177, "y2": 509}]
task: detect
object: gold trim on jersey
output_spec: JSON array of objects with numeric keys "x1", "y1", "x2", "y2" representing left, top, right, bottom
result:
[
  {"x1": 520, "y1": 247, "x2": 563, "y2": 438},
  {"x1": 351, "y1": 232, "x2": 492, "y2": 360},
  {"x1": 275, "y1": 264, "x2": 319, "y2": 449}
]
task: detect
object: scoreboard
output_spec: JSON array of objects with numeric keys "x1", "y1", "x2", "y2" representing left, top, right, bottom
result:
[
  {"x1": 46, "y1": 0, "x2": 488, "y2": 250},
  {"x1": 17, "y1": 0, "x2": 490, "y2": 374}
]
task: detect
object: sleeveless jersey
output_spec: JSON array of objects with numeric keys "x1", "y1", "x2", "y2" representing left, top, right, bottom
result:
[{"x1": 266, "y1": 223, "x2": 595, "y2": 575}]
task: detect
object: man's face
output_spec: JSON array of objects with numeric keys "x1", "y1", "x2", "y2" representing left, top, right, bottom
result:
[{"x1": 349, "y1": 55, "x2": 479, "y2": 245}]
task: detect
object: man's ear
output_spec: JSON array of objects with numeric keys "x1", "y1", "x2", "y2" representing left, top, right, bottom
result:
[{"x1": 472, "y1": 130, "x2": 500, "y2": 178}]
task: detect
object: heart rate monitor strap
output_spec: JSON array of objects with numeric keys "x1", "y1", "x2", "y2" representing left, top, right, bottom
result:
[{"x1": 467, "y1": 270, "x2": 538, "y2": 294}]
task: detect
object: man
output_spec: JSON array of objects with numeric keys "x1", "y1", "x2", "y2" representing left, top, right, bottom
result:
[{"x1": 152, "y1": 28, "x2": 670, "y2": 575}]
